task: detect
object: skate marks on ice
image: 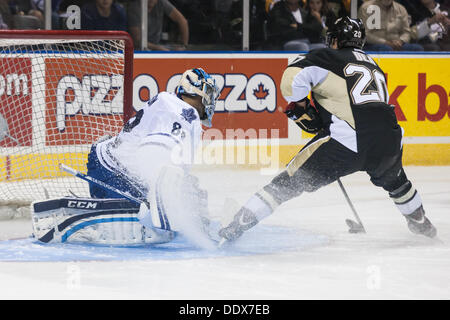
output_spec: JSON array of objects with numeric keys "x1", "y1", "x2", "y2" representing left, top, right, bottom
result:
[{"x1": 0, "y1": 225, "x2": 329, "y2": 262}]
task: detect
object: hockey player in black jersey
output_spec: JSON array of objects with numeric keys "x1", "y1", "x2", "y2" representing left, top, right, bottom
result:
[{"x1": 219, "y1": 17, "x2": 437, "y2": 242}]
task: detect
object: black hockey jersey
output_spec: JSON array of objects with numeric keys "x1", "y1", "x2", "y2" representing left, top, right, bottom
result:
[{"x1": 281, "y1": 47, "x2": 402, "y2": 156}]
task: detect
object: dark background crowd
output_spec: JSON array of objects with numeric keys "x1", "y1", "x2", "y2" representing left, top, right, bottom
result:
[{"x1": 0, "y1": 0, "x2": 448, "y2": 51}]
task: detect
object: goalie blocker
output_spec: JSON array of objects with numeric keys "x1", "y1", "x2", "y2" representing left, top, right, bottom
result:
[{"x1": 31, "y1": 197, "x2": 175, "y2": 245}]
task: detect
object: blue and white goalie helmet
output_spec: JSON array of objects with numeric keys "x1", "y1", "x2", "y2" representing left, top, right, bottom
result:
[{"x1": 175, "y1": 68, "x2": 219, "y2": 127}]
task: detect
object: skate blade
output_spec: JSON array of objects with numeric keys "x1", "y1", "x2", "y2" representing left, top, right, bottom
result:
[{"x1": 218, "y1": 238, "x2": 229, "y2": 248}]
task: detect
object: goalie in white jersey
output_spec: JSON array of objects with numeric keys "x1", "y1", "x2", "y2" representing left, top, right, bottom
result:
[
  {"x1": 31, "y1": 68, "x2": 221, "y2": 246},
  {"x1": 87, "y1": 69, "x2": 215, "y2": 202}
]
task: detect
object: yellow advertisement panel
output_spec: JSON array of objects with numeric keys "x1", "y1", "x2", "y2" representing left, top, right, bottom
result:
[{"x1": 374, "y1": 56, "x2": 449, "y2": 137}]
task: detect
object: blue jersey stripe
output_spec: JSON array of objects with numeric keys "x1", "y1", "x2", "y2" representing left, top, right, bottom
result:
[
  {"x1": 61, "y1": 217, "x2": 139, "y2": 242},
  {"x1": 145, "y1": 132, "x2": 181, "y2": 144}
]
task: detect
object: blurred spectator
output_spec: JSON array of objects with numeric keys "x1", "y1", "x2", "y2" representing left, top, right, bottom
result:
[
  {"x1": 327, "y1": 0, "x2": 349, "y2": 18},
  {"x1": 0, "y1": 0, "x2": 12, "y2": 29},
  {"x1": 58, "y1": 0, "x2": 90, "y2": 12},
  {"x1": 250, "y1": 0, "x2": 272, "y2": 49},
  {"x1": 53, "y1": 0, "x2": 63, "y2": 11},
  {"x1": 128, "y1": 0, "x2": 189, "y2": 51},
  {"x1": 266, "y1": 0, "x2": 281, "y2": 12},
  {"x1": 30, "y1": 0, "x2": 44, "y2": 23},
  {"x1": 399, "y1": 0, "x2": 449, "y2": 51},
  {"x1": 31, "y1": 0, "x2": 43, "y2": 11},
  {"x1": 302, "y1": 0, "x2": 337, "y2": 45},
  {"x1": 268, "y1": 0, "x2": 327, "y2": 51},
  {"x1": 56, "y1": 0, "x2": 89, "y2": 29},
  {"x1": 358, "y1": 0, "x2": 424, "y2": 51},
  {"x1": 171, "y1": 0, "x2": 217, "y2": 46},
  {"x1": 9, "y1": 0, "x2": 44, "y2": 27},
  {"x1": 50, "y1": 0, "x2": 65, "y2": 29},
  {"x1": 81, "y1": 0, "x2": 127, "y2": 31}
]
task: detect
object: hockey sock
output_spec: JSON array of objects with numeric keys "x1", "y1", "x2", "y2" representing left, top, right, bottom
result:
[
  {"x1": 219, "y1": 190, "x2": 281, "y2": 242},
  {"x1": 243, "y1": 189, "x2": 280, "y2": 221},
  {"x1": 389, "y1": 181, "x2": 422, "y2": 216}
]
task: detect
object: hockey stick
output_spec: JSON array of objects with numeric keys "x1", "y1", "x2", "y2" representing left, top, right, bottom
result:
[
  {"x1": 337, "y1": 178, "x2": 366, "y2": 234},
  {"x1": 59, "y1": 164, "x2": 148, "y2": 207}
]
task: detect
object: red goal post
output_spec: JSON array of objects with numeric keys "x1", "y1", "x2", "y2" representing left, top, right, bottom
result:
[{"x1": 0, "y1": 30, "x2": 134, "y2": 208}]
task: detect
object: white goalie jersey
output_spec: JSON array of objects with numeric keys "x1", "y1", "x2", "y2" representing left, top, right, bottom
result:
[{"x1": 95, "y1": 91, "x2": 203, "y2": 180}]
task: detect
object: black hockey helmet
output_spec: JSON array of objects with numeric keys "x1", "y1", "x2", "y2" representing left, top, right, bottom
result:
[{"x1": 326, "y1": 16, "x2": 366, "y2": 49}]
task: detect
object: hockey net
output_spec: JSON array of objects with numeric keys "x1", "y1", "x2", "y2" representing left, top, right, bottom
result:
[{"x1": 0, "y1": 30, "x2": 134, "y2": 218}]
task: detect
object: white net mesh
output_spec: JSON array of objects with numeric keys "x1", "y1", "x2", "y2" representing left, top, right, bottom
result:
[{"x1": 0, "y1": 34, "x2": 131, "y2": 209}]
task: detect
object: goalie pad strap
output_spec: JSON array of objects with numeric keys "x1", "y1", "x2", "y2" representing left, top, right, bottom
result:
[{"x1": 33, "y1": 198, "x2": 140, "y2": 213}]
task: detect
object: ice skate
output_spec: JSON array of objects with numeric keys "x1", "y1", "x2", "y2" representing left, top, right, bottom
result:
[
  {"x1": 218, "y1": 207, "x2": 259, "y2": 243},
  {"x1": 404, "y1": 205, "x2": 437, "y2": 238},
  {"x1": 200, "y1": 216, "x2": 223, "y2": 243}
]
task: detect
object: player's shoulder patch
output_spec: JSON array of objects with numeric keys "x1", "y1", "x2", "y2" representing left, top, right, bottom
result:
[
  {"x1": 180, "y1": 107, "x2": 198, "y2": 124},
  {"x1": 304, "y1": 48, "x2": 337, "y2": 68},
  {"x1": 290, "y1": 48, "x2": 350, "y2": 76},
  {"x1": 288, "y1": 54, "x2": 306, "y2": 67},
  {"x1": 289, "y1": 48, "x2": 335, "y2": 69}
]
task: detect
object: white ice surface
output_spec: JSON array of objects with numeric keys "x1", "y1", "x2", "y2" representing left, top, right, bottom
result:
[{"x1": 0, "y1": 166, "x2": 449, "y2": 299}]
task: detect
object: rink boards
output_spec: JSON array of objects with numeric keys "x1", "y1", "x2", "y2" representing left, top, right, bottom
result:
[
  {"x1": 132, "y1": 52, "x2": 450, "y2": 167},
  {"x1": 1, "y1": 143, "x2": 448, "y2": 182},
  {"x1": 0, "y1": 53, "x2": 449, "y2": 181}
]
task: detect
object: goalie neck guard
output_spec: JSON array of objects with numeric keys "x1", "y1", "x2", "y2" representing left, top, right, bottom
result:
[{"x1": 175, "y1": 68, "x2": 219, "y2": 127}]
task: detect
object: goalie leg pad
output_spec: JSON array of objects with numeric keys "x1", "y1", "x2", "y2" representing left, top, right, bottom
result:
[
  {"x1": 32, "y1": 197, "x2": 175, "y2": 245},
  {"x1": 152, "y1": 165, "x2": 210, "y2": 231},
  {"x1": 153, "y1": 166, "x2": 218, "y2": 247},
  {"x1": 138, "y1": 165, "x2": 195, "y2": 234}
]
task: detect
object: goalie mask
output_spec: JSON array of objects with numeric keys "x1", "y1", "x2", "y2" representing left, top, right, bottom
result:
[{"x1": 175, "y1": 68, "x2": 220, "y2": 127}]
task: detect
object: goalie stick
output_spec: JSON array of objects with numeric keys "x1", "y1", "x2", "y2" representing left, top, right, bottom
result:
[
  {"x1": 59, "y1": 164, "x2": 175, "y2": 232},
  {"x1": 337, "y1": 178, "x2": 366, "y2": 234},
  {"x1": 59, "y1": 164, "x2": 148, "y2": 208}
]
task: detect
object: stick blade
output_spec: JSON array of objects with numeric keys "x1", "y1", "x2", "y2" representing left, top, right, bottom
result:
[{"x1": 346, "y1": 219, "x2": 366, "y2": 233}]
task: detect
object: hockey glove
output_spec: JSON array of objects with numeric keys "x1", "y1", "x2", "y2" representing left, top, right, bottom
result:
[{"x1": 285, "y1": 98, "x2": 323, "y2": 134}]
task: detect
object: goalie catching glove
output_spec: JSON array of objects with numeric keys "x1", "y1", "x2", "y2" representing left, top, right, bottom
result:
[{"x1": 284, "y1": 97, "x2": 323, "y2": 134}]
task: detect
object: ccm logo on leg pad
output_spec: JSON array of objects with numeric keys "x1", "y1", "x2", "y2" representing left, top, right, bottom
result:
[{"x1": 67, "y1": 201, "x2": 98, "y2": 209}]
